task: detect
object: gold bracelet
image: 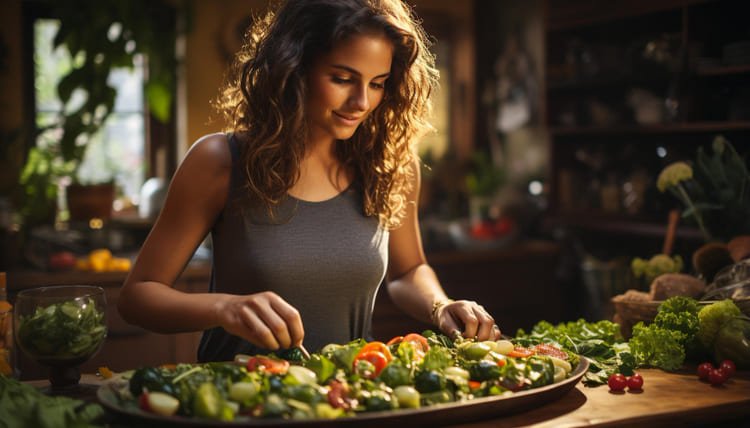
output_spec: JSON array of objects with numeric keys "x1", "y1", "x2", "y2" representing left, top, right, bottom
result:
[{"x1": 430, "y1": 298, "x2": 454, "y2": 325}]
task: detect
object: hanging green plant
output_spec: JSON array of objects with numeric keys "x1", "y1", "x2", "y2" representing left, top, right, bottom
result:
[{"x1": 18, "y1": 0, "x2": 191, "y2": 225}]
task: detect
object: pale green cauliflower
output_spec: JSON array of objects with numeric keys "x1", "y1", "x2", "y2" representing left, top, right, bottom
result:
[{"x1": 657, "y1": 162, "x2": 693, "y2": 192}]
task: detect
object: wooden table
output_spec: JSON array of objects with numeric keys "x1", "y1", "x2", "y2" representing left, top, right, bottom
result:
[{"x1": 27, "y1": 368, "x2": 750, "y2": 427}]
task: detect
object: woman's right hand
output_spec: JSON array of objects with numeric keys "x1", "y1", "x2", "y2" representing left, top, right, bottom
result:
[{"x1": 215, "y1": 291, "x2": 305, "y2": 350}]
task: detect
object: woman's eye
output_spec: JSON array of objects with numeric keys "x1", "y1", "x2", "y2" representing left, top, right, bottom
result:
[
  {"x1": 332, "y1": 76, "x2": 352, "y2": 84},
  {"x1": 370, "y1": 81, "x2": 386, "y2": 90}
]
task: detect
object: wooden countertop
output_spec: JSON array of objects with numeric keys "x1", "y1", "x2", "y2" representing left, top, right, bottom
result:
[
  {"x1": 25, "y1": 367, "x2": 750, "y2": 427},
  {"x1": 452, "y1": 368, "x2": 750, "y2": 427}
]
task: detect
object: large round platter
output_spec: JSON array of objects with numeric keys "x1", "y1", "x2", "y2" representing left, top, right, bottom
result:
[{"x1": 97, "y1": 357, "x2": 588, "y2": 427}]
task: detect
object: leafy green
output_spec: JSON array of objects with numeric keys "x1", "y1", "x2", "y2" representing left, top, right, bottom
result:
[
  {"x1": 658, "y1": 296, "x2": 699, "y2": 316},
  {"x1": 0, "y1": 375, "x2": 104, "y2": 428},
  {"x1": 628, "y1": 322, "x2": 686, "y2": 371},
  {"x1": 422, "y1": 345, "x2": 453, "y2": 371},
  {"x1": 515, "y1": 319, "x2": 632, "y2": 386},
  {"x1": 16, "y1": 297, "x2": 106, "y2": 360}
]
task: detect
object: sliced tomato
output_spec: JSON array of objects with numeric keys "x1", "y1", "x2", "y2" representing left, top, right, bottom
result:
[
  {"x1": 402, "y1": 333, "x2": 430, "y2": 353},
  {"x1": 353, "y1": 350, "x2": 389, "y2": 378},
  {"x1": 386, "y1": 336, "x2": 404, "y2": 346},
  {"x1": 507, "y1": 346, "x2": 535, "y2": 358},
  {"x1": 246, "y1": 356, "x2": 290, "y2": 374},
  {"x1": 532, "y1": 344, "x2": 568, "y2": 360},
  {"x1": 358, "y1": 341, "x2": 393, "y2": 362}
]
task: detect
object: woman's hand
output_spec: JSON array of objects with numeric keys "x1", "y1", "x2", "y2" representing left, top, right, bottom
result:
[
  {"x1": 215, "y1": 291, "x2": 305, "y2": 350},
  {"x1": 434, "y1": 300, "x2": 501, "y2": 341}
]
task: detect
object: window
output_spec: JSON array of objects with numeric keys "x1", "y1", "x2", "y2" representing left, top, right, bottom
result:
[{"x1": 33, "y1": 19, "x2": 146, "y2": 206}]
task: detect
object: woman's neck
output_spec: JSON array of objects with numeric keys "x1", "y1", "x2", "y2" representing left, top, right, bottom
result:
[{"x1": 289, "y1": 139, "x2": 351, "y2": 202}]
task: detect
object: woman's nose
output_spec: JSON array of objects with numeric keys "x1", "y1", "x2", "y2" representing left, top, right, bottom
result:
[{"x1": 349, "y1": 84, "x2": 370, "y2": 112}]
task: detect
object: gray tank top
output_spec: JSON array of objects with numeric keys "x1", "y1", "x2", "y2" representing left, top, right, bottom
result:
[{"x1": 197, "y1": 134, "x2": 389, "y2": 361}]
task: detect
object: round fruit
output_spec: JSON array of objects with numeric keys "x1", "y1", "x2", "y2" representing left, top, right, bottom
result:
[
  {"x1": 719, "y1": 360, "x2": 736, "y2": 378},
  {"x1": 607, "y1": 373, "x2": 627, "y2": 391},
  {"x1": 708, "y1": 368, "x2": 728, "y2": 386},
  {"x1": 627, "y1": 373, "x2": 644, "y2": 390},
  {"x1": 697, "y1": 362, "x2": 713, "y2": 380}
]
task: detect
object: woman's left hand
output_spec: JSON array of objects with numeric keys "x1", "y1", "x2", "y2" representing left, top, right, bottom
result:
[{"x1": 434, "y1": 300, "x2": 501, "y2": 341}]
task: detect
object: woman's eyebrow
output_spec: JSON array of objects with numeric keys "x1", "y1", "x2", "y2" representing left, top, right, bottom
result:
[{"x1": 331, "y1": 64, "x2": 390, "y2": 79}]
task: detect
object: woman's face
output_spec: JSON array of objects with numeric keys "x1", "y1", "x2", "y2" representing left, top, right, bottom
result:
[{"x1": 305, "y1": 32, "x2": 393, "y2": 145}]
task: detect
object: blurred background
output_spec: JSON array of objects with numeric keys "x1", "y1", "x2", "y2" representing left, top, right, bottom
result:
[{"x1": 1, "y1": 0, "x2": 749, "y2": 377}]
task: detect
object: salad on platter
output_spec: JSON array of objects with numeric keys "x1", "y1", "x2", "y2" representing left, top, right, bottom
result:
[{"x1": 101, "y1": 331, "x2": 580, "y2": 423}]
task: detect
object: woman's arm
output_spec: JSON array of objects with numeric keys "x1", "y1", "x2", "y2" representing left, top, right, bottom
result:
[
  {"x1": 386, "y1": 159, "x2": 500, "y2": 341},
  {"x1": 118, "y1": 133, "x2": 303, "y2": 350}
]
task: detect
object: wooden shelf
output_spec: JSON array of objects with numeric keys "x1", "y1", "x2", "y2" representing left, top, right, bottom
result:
[
  {"x1": 695, "y1": 64, "x2": 750, "y2": 76},
  {"x1": 547, "y1": 72, "x2": 673, "y2": 91},
  {"x1": 545, "y1": 213, "x2": 705, "y2": 240},
  {"x1": 545, "y1": 0, "x2": 703, "y2": 32},
  {"x1": 549, "y1": 121, "x2": 750, "y2": 136}
]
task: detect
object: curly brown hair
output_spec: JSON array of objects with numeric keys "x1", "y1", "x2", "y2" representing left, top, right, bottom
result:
[{"x1": 213, "y1": 0, "x2": 438, "y2": 229}]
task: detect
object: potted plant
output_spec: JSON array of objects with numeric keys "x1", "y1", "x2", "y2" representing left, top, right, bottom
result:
[
  {"x1": 657, "y1": 135, "x2": 750, "y2": 242},
  {"x1": 18, "y1": 0, "x2": 185, "y2": 225}
]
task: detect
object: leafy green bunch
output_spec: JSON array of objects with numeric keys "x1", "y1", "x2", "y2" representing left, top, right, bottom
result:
[
  {"x1": 657, "y1": 136, "x2": 750, "y2": 241},
  {"x1": 629, "y1": 296, "x2": 700, "y2": 371},
  {"x1": 515, "y1": 319, "x2": 634, "y2": 386}
]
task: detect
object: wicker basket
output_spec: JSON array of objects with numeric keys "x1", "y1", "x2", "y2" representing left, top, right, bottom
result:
[{"x1": 612, "y1": 300, "x2": 660, "y2": 338}]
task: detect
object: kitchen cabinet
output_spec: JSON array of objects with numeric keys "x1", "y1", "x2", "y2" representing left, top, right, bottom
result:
[{"x1": 544, "y1": 0, "x2": 750, "y2": 258}]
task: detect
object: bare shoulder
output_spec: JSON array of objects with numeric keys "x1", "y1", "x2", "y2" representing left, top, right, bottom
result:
[
  {"x1": 168, "y1": 133, "x2": 233, "y2": 212},
  {"x1": 182, "y1": 132, "x2": 232, "y2": 173}
]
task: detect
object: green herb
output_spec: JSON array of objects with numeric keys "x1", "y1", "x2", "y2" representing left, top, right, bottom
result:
[
  {"x1": 0, "y1": 375, "x2": 104, "y2": 428},
  {"x1": 17, "y1": 297, "x2": 106, "y2": 359}
]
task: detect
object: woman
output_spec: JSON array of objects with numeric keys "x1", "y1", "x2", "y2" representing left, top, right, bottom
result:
[{"x1": 118, "y1": 0, "x2": 500, "y2": 362}]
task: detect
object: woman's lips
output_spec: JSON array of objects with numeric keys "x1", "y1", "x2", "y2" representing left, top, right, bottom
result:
[{"x1": 333, "y1": 111, "x2": 363, "y2": 125}]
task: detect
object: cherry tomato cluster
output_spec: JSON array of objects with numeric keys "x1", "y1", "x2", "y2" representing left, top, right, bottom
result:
[
  {"x1": 607, "y1": 373, "x2": 643, "y2": 392},
  {"x1": 697, "y1": 360, "x2": 736, "y2": 386}
]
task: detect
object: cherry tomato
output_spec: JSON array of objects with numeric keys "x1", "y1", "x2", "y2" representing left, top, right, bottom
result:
[
  {"x1": 697, "y1": 362, "x2": 714, "y2": 380},
  {"x1": 468, "y1": 380, "x2": 482, "y2": 390},
  {"x1": 608, "y1": 373, "x2": 627, "y2": 391},
  {"x1": 353, "y1": 351, "x2": 388, "y2": 378},
  {"x1": 358, "y1": 341, "x2": 393, "y2": 362},
  {"x1": 719, "y1": 360, "x2": 736, "y2": 378},
  {"x1": 246, "y1": 356, "x2": 290, "y2": 374},
  {"x1": 708, "y1": 368, "x2": 728, "y2": 386},
  {"x1": 627, "y1": 373, "x2": 644, "y2": 390},
  {"x1": 507, "y1": 346, "x2": 535, "y2": 358}
]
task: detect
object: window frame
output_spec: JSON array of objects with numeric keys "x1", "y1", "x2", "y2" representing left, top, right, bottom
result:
[{"x1": 21, "y1": 2, "x2": 177, "y2": 195}]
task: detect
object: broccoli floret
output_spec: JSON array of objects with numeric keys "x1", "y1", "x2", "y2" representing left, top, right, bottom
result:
[{"x1": 697, "y1": 299, "x2": 742, "y2": 348}]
